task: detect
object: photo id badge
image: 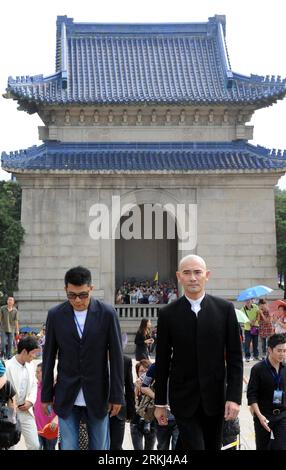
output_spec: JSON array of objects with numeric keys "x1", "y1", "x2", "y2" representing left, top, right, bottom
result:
[{"x1": 273, "y1": 389, "x2": 283, "y2": 406}]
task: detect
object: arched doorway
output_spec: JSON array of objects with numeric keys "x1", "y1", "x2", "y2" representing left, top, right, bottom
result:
[{"x1": 115, "y1": 203, "x2": 178, "y2": 290}]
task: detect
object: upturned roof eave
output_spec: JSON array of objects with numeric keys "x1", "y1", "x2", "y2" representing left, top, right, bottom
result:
[
  {"x1": 3, "y1": 91, "x2": 39, "y2": 114},
  {"x1": 3, "y1": 168, "x2": 286, "y2": 176},
  {"x1": 2, "y1": 141, "x2": 286, "y2": 174},
  {"x1": 4, "y1": 87, "x2": 286, "y2": 114}
]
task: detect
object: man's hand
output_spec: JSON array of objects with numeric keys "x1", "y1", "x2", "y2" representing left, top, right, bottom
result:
[
  {"x1": 108, "y1": 403, "x2": 122, "y2": 417},
  {"x1": 17, "y1": 400, "x2": 33, "y2": 412},
  {"x1": 249, "y1": 403, "x2": 271, "y2": 432},
  {"x1": 258, "y1": 414, "x2": 271, "y2": 432},
  {"x1": 42, "y1": 402, "x2": 53, "y2": 416},
  {"x1": 224, "y1": 401, "x2": 240, "y2": 421},
  {"x1": 154, "y1": 406, "x2": 168, "y2": 426}
]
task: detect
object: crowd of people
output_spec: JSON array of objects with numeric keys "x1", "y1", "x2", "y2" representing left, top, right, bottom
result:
[
  {"x1": 115, "y1": 280, "x2": 178, "y2": 305},
  {"x1": 241, "y1": 298, "x2": 286, "y2": 362}
]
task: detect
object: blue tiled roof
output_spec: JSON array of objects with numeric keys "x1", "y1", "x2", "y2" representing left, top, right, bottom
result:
[
  {"x1": 5, "y1": 15, "x2": 286, "y2": 110},
  {"x1": 2, "y1": 141, "x2": 286, "y2": 173}
]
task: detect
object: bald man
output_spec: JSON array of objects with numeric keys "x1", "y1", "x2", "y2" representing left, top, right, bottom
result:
[{"x1": 154, "y1": 255, "x2": 243, "y2": 450}]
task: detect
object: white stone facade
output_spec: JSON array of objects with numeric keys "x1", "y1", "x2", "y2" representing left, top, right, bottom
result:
[{"x1": 16, "y1": 166, "x2": 282, "y2": 324}]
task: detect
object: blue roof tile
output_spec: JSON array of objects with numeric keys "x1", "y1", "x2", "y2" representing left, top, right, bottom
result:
[
  {"x1": 2, "y1": 141, "x2": 286, "y2": 173},
  {"x1": 5, "y1": 15, "x2": 286, "y2": 110}
]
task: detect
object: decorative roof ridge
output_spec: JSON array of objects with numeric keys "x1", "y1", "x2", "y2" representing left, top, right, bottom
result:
[
  {"x1": 7, "y1": 72, "x2": 61, "y2": 86},
  {"x1": 2, "y1": 141, "x2": 286, "y2": 159},
  {"x1": 269, "y1": 148, "x2": 286, "y2": 159},
  {"x1": 216, "y1": 19, "x2": 233, "y2": 89},
  {"x1": 232, "y1": 72, "x2": 286, "y2": 85},
  {"x1": 60, "y1": 22, "x2": 68, "y2": 90},
  {"x1": 55, "y1": 14, "x2": 224, "y2": 35}
]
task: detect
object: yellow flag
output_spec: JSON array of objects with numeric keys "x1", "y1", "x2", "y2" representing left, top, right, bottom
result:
[{"x1": 154, "y1": 272, "x2": 159, "y2": 282}]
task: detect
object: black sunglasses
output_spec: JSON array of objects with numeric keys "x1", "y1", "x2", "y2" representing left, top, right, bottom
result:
[{"x1": 67, "y1": 292, "x2": 90, "y2": 300}]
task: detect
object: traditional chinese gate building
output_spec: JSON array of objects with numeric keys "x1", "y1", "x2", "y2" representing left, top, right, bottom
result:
[{"x1": 2, "y1": 15, "x2": 286, "y2": 327}]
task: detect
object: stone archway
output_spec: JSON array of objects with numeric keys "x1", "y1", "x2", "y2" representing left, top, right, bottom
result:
[{"x1": 115, "y1": 189, "x2": 179, "y2": 289}]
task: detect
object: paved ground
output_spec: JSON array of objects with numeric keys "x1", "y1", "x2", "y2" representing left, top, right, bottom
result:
[
  {"x1": 14, "y1": 358, "x2": 257, "y2": 451},
  {"x1": 236, "y1": 360, "x2": 256, "y2": 450}
]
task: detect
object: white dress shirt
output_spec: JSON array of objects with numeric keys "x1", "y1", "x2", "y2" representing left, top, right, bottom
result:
[
  {"x1": 14, "y1": 357, "x2": 29, "y2": 405},
  {"x1": 156, "y1": 293, "x2": 206, "y2": 408},
  {"x1": 74, "y1": 309, "x2": 87, "y2": 406},
  {"x1": 184, "y1": 293, "x2": 205, "y2": 315}
]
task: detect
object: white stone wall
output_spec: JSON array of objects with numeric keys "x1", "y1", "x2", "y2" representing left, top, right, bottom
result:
[
  {"x1": 15, "y1": 172, "x2": 281, "y2": 324},
  {"x1": 196, "y1": 182, "x2": 279, "y2": 297}
]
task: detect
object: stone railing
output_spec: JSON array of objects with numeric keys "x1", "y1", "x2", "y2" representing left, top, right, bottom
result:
[{"x1": 115, "y1": 304, "x2": 163, "y2": 319}]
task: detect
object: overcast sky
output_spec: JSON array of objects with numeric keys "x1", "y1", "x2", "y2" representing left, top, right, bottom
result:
[{"x1": 1, "y1": 0, "x2": 286, "y2": 188}]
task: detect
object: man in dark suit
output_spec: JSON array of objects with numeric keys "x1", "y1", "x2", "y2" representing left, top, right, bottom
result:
[
  {"x1": 154, "y1": 255, "x2": 243, "y2": 450},
  {"x1": 41, "y1": 266, "x2": 124, "y2": 450}
]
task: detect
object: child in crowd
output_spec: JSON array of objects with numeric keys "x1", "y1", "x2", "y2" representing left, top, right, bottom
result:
[{"x1": 34, "y1": 363, "x2": 58, "y2": 450}]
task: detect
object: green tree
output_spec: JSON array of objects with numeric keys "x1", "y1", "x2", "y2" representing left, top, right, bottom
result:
[
  {"x1": 0, "y1": 180, "x2": 24, "y2": 300},
  {"x1": 275, "y1": 188, "x2": 286, "y2": 299}
]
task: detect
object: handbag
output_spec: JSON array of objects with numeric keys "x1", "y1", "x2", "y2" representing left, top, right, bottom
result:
[
  {"x1": 137, "y1": 394, "x2": 155, "y2": 422},
  {"x1": 0, "y1": 405, "x2": 21, "y2": 449},
  {"x1": 0, "y1": 382, "x2": 21, "y2": 449},
  {"x1": 136, "y1": 381, "x2": 155, "y2": 422},
  {"x1": 250, "y1": 326, "x2": 259, "y2": 335}
]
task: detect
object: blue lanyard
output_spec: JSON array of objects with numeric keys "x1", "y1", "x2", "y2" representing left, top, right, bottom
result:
[
  {"x1": 264, "y1": 359, "x2": 282, "y2": 389},
  {"x1": 74, "y1": 314, "x2": 84, "y2": 337}
]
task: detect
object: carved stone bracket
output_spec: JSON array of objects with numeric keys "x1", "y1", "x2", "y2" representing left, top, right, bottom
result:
[{"x1": 43, "y1": 106, "x2": 254, "y2": 128}]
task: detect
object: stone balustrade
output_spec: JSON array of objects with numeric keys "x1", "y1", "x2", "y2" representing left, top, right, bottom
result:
[{"x1": 115, "y1": 304, "x2": 163, "y2": 319}]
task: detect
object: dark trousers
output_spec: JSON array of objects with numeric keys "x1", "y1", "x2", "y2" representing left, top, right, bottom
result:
[
  {"x1": 254, "y1": 415, "x2": 286, "y2": 450},
  {"x1": 39, "y1": 435, "x2": 57, "y2": 450},
  {"x1": 156, "y1": 419, "x2": 179, "y2": 450},
  {"x1": 0, "y1": 332, "x2": 13, "y2": 359},
  {"x1": 109, "y1": 416, "x2": 126, "y2": 450},
  {"x1": 260, "y1": 337, "x2": 270, "y2": 356},
  {"x1": 244, "y1": 330, "x2": 259, "y2": 359},
  {"x1": 175, "y1": 404, "x2": 224, "y2": 450},
  {"x1": 130, "y1": 420, "x2": 156, "y2": 450}
]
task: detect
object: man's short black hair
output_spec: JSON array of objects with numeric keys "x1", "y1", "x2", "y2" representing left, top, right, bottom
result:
[
  {"x1": 268, "y1": 333, "x2": 286, "y2": 350},
  {"x1": 17, "y1": 336, "x2": 39, "y2": 354},
  {"x1": 64, "y1": 266, "x2": 92, "y2": 287}
]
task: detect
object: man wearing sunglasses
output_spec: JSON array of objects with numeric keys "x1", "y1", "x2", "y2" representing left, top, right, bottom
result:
[{"x1": 41, "y1": 266, "x2": 124, "y2": 450}]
